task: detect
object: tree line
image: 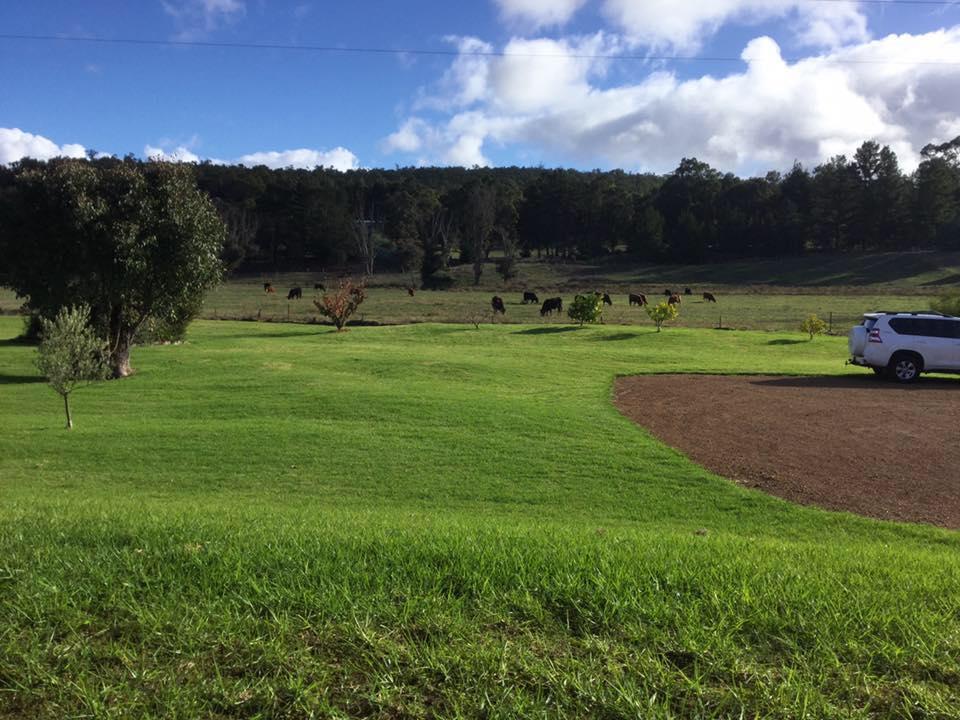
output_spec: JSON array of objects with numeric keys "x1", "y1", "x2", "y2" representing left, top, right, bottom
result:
[{"x1": 2, "y1": 137, "x2": 959, "y2": 291}]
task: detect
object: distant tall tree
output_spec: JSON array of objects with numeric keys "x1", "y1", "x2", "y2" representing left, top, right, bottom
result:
[
  {"x1": 811, "y1": 155, "x2": 859, "y2": 251},
  {"x1": 455, "y1": 181, "x2": 497, "y2": 284},
  {"x1": 915, "y1": 138, "x2": 960, "y2": 249}
]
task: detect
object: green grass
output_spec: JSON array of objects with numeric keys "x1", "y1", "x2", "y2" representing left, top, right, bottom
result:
[{"x1": 2, "y1": 317, "x2": 959, "y2": 718}]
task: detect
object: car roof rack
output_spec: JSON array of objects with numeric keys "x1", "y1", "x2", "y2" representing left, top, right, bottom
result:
[{"x1": 875, "y1": 311, "x2": 952, "y2": 317}]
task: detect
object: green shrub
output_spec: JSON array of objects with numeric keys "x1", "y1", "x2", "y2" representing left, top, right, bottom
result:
[
  {"x1": 567, "y1": 293, "x2": 604, "y2": 326},
  {"x1": 800, "y1": 313, "x2": 827, "y2": 339},
  {"x1": 646, "y1": 301, "x2": 679, "y2": 332},
  {"x1": 931, "y1": 292, "x2": 960, "y2": 317}
]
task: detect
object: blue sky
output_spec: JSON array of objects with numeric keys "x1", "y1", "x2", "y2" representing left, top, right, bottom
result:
[{"x1": 2, "y1": 0, "x2": 960, "y2": 174}]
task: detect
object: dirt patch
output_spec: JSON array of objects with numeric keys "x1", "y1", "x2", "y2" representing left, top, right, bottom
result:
[{"x1": 614, "y1": 374, "x2": 960, "y2": 529}]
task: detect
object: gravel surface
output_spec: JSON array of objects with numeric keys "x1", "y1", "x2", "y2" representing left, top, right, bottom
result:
[{"x1": 614, "y1": 374, "x2": 960, "y2": 529}]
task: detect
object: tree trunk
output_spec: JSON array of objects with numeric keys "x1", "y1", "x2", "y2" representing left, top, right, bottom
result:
[
  {"x1": 111, "y1": 337, "x2": 133, "y2": 378},
  {"x1": 63, "y1": 393, "x2": 73, "y2": 429}
]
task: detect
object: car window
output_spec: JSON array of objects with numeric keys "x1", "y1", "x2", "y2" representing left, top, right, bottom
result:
[
  {"x1": 888, "y1": 318, "x2": 916, "y2": 335},
  {"x1": 863, "y1": 317, "x2": 878, "y2": 329}
]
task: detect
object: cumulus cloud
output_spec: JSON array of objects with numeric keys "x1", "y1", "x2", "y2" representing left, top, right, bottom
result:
[
  {"x1": 601, "y1": 0, "x2": 867, "y2": 51},
  {"x1": 162, "y1": 0, "x2": 245, "y2": 40},
  {"x1": 144, "y1": 144, "x2": 201, "y2": 162},
  {"x1": 383, "y1": 27, "x2": 960, "y2": 173},
  {"x1": 493, "y1": 0, "x2": 589, "y2": 28},
  {"x1": 0, "y1": 128, "x2": 86, "y2": 165},
  {"x1": 235, "y1": 147, "x2": 359, "y2": 171}
]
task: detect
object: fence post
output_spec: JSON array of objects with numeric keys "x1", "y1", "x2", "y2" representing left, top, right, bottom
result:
[{"x1": 829, "y1": 312, "x2": 833, "y2": 335}]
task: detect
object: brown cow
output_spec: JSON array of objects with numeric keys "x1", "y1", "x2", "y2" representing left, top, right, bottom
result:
[
  {"x1": 703, "y1": 292, "x2": 717, "y2": 303},
  {"x1": 629, "y1": 293, "x2": 647, "y2": 307},
  {"x1": 668, "y1": 294, "x2": 682, "y2": 305},
  {"x1": 407, "y1": 287, "x2": 416, "y2": 297},
  {"x1": 264, "y1": 283, "x2": 276, "y2": 294},
  {"x1": 491, "y1": 296, "x2": 506, "y2": 314}
]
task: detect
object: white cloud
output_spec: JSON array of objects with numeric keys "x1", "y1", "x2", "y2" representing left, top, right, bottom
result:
[
  {"x1": 601, "y1": 0, "x2": 868, "y2": 51},
  {"x1": 494, "y1": 0, "x2": 588, "y2": 28},
  {"x1": 383, "y1": 28, "x2": 960, "y2": 173},
  {"x1": 0, "y1": 128, "x2": 86, "y2": 165},
  {"x1": 236, "y1": 147, "x2": 359, "y2": 171},
  {"x1": 144, "y1": 144, "x2": 201, "y2": 162},
  {"x1": 162, "y1": 0, "x2": 245, "y2": 40}
]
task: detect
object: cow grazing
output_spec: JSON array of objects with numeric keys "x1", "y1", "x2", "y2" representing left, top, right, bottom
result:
[
  {"x1": 664, "y1": 289, "x2": 673, "y2": 296},
  {"x1": 540, "y1": 297, "x2": 563, "y2": 316},
  {"x1": 264, "y1": 283, "x2": 276, "y2": 294},
  {"x1": 684, "y1": 287, "x2": 693, "y2": 296},
  {"x1": 491, "y1": 296, "x2": 506, "y2": 314},
  {"x1": 629, "y1": 293, "x2": 647, "y2": 307},
  {"x1": 314, "y1": 282, "x2": 325, "y2": 291},
  {"x1": 288, "y1": 287, "x2": 303, "y2": 300},
  {"x1": 407, "y1": 287, "x2": 416, "y2": 297},
  {"x1": 668, "y1": 294, "x2": 682, "y2": 305},
  {"x1": 703, "y1": 291, "x2": 717, "y2": 303},
  {"x1": 522, "y1": 291, "x2": 539, "y2": 304},
  {"x1": 601, "y1": 293, "x2": 613, "y2": 306}
]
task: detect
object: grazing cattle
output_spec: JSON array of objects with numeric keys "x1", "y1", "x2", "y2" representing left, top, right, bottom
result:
[
  {"x1": 491, "y1": 296, "x2": 506, "y2": 314},
  {"x1": 287, "y1": 287, "x2": 302, "y2": 300},
  {"x1": 684, "y1": 287, "x2": 692, "y2": 296},
  {"x1": 601, "y1": 293, "x2": 613, "y2": 306},
  {"x1": 407, "y1": 287, "x2": 416, "y2": 297},
  {"x1": 264, "y1": 283, "x2": 276, "y2": 294},
  {"x1": 629, "y1": 293, "x2": 647, "y2": 307},
  {"x1": 314, "y1": 282, "x2": 325, "y2": 291},
  {"x1": 703, "y1": 291, "x2": 717, "y2": 303},
  {"x1": 540, "y1": 297, "x2": 563, "y2": 316},
  {"x1": 522, "y1": 291, "x2": 539, "y2": 304},
  {"x1": 668, "y1": 294, "x2": 682, "y2": 305},
  {"x1": 664, "y1": 289, "x2": 673, "y2": 296}
]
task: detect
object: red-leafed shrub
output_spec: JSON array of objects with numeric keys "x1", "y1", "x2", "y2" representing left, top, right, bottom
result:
[{"x1": 313, "y1": 279, "x2": 367, "y2": 331}]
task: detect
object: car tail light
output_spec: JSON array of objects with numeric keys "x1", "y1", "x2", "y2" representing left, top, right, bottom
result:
[{"x1": 868, "y1": 329, "x2": 882, "y2": 343}]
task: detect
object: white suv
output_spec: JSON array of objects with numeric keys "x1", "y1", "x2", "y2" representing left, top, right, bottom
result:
[{"x1": 848, "y1": 312, "x2": 960, "y2": 382}]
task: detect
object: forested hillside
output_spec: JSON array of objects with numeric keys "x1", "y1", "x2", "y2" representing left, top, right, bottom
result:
[{"x1": 2, "y1": 137, "x2": 958, "y2": 288}]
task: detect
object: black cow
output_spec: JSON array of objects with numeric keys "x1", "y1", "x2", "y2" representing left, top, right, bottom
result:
[
  {"x1": 703, "y1": 291, "x2": 717, "y2": 303},
  {"x1": 540, "y1": 297, "x2": 563, "y2": 316},
  {"x1": 288, "y1": 287, "x2": 303, "y2": 300},
  {"x1": 684, "y1": 287, "x2": 693, "y2": 296},
  {"x1": 602, "y1": 293, "x2": 613, "y2": 306},
  {"x1": 522, "y1": 291, "x2": 539, "y2": 304},
  {"x1": 629, "y1": 293, "x2": 647, "y2": 307},
  {"x1": 491, "y1": 296, "x2": 506, "y2": 314},
  {"x1": 314, "y1": 282, "x2": 325, "y2": 291},
  {"x1": 407, "y1": 287, "x2": 416, "y2": 297},
  {"x1": 664, "y1": 288, "x2": 673, "y2": 296}
]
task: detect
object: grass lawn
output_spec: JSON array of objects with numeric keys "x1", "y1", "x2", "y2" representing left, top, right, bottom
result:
[{"x1": 1, "y1": 316, "x2": 959, "y2": 718}]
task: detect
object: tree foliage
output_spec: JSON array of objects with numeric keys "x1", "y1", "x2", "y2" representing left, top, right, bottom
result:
[
  {"x1": 313, "y1": 279, "x2": 367, "y2": 331},
  {"x1": 646, "y1": 301, "x2": 679, "y2": 332},
  {"x1": 567, "y1": 293, "x2": 605, "y2": 326},
  {"x1": 35, "y1": 305, "x2": 109, "y2": 429},
  {"x1": 800, "y1": 314, "x2": 828, "y2": 340},
  {"x1": 1, "y1": 158, "x2": 224, "y2": 377}
]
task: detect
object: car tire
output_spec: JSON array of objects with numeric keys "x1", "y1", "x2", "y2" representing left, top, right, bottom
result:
[{"x1": 887, "y1": 352, "x2": 922, "y2": 383}]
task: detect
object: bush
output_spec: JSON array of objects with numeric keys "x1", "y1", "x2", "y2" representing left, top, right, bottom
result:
[
  {"x1": 314, "y1": 279, "x2": 367, "y2": 331},
  {"x1": 567, "y1": 293, "x2": 604, "y2": 326},
  {"x1": 800, "y1": 313, "x2": 827, "y2": 339},
  {"x1": 646, "y1": 301, "x2": 678, "y2": 332},
  {"x1": 931, "y1": 292, "x2": 960, "y2": 317}
]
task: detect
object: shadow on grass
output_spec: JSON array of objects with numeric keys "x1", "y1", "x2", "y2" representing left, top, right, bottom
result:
[
  {"x1": 0, "y1": 337, "x2": 36, "y2": 347},
  {"x1": 0, "y1": 373, "x2": 44, "y2": 385},
  {"x1": 767, "y1": 338, "x2": 807, "y2": 346},
  {"x1": 593, "y1": 332, "x2": 646, "y2": 341},
  {"x1": 512, "y1": 326, "x2": 579, "y2": 335},
  {"x1": 751, "y1": 374, "x2": 960, "y2": 390}
]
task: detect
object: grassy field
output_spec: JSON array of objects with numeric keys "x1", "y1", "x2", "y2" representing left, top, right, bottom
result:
[
  {"x1": 2, "y1": 316, "x2": 959, "y2": 718},
  {"x1": 3, "y1": 251, "x2": 958, "y2": 332}
]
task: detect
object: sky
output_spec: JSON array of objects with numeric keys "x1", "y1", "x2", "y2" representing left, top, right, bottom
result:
[{"x1": 2, "y1": 0, "x2": 960, "y2": 175}]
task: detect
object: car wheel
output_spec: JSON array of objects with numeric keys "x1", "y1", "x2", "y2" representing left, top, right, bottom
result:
[{"x1": 887, "y1": 353, "x2": 922, "y2": 383}]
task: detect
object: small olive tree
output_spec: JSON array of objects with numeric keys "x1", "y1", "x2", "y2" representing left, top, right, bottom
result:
[
  {"x1": 35, "y1": 306, "x2": 109, "y2": 429},
  {"x1": 800, "y1": 313, "x2": 827, "y2": 340},
  {"x1": 314, "y1": 279, "x2": 367, "y2": 331},
  {"x1": 567, "y1": 293, "x2": 604, "y2": 326},
  {"x1": 647, "y1": 300, "x2": 679, "y2": 332}
]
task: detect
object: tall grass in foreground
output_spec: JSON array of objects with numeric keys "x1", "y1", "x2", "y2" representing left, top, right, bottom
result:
[{"x1": 1, "y1": 318, "x2": 958, "y2": 718}]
